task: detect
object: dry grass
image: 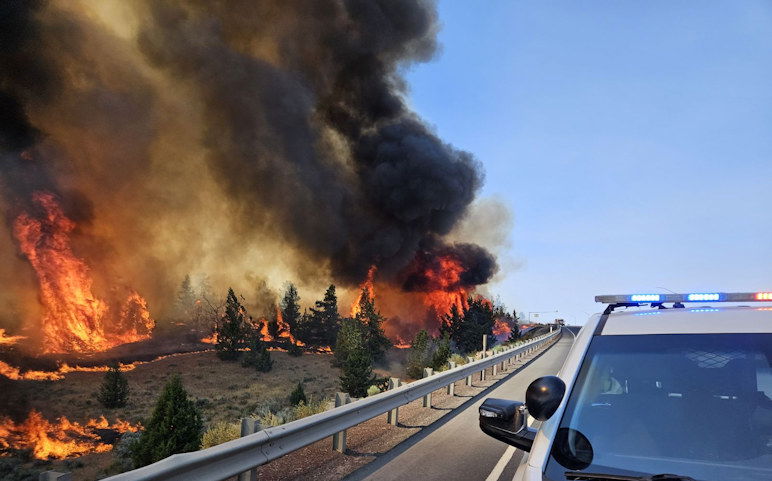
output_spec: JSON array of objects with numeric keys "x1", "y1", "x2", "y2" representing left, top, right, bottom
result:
[
  {"x1": 5, "y1": 350, "x2": 343, "y2": 480},
  {"x1": 13, "y1": 350, "x2": 341, "y2": 427}
]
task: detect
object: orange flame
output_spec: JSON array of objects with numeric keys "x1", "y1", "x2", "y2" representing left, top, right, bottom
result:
[
  {"x1": 493, "y1": 318, "x2": 512, "y2": 340},
  {"x1": 0, "y1": 329, "x2": 25, "y2": 346},
  {"x1": 350, "y1": 265, "x2": 377, "y2": 317},
  {"x1": 0, "y1": 351, "x2": 220, "y2": 381},
  {"x1": 12, "y1": 192, "x2": 154, "y2": 353},
  {"x1": 0, "y1": 410, "x2": 140, "y2": 459}
]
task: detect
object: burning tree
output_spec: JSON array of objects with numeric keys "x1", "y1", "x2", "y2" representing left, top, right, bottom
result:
[{"x1": 215, "y1": 288, "x2": 250, "y2": 361}]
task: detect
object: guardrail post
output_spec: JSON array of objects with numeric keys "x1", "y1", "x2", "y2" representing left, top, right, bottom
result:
[
  {"x1": 466, "y1": 357, "x2": 474, "y2": 385},
  {"x1": 480, "y1": 353, "x2": 486, "y2": 381},
  {"x1": 387, "y1": 378, "x2": 400, "y2": 425},
  {"x1": 446, "y1": 361, "x2": 456, "y2": 395},
  {"x1": 239, "y1": 418, "x2": 261, "y2": 481},
  {"x1": 492, "y1": 361, "x2": 497, "y2": 377},
  {"x1": 39, "y1": 472, "x2": 71, "y2": 481},
  {"x1": 332, "y1": 392, "x2": 351, "y2": 452},
  {"x1": 422, "y1": 368, "x2": 434, "y2": 407}
]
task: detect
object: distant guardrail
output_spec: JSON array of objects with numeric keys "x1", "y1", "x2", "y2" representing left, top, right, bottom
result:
[{"x1": 103, "y1": 329, "x2": 561, "y2": 481}]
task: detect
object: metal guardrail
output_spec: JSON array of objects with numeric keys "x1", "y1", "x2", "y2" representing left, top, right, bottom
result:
[{"x1": 104, "y1": 330, "x2": 561, "y2": 481}]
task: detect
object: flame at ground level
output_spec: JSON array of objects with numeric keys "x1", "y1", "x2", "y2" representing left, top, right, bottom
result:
[
  {"x1": 0, "y1": 410, "x2": 140, "y2": 459},
  {"x1": 0, "y1": 329, "x2": 25, "y2": 346}
]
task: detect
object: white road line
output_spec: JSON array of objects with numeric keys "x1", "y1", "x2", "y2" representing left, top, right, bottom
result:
[
  {"x1": 485, "y1": 445, "x2": 516, "y2": 481},
  {"x1": 565, "y1": 327, "x2": 577, "y2": 343}
]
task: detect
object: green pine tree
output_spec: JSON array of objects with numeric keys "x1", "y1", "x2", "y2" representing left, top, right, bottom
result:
[
  {"x1": 288, "y1": 382, "x2": 307, "y2": 406},
  {"x1": 131, "y1": 375, "x2": 203, "y2": 467},
  {"x1": 280, "y1": 283, "x2": 301, "y2": 335},
  {"x1": 455, "y1": 297, "x2": 495, "y2": 354},
  {"x1": 339, "y1": 328, "x2": 376, "y2": 398},
  {"x1": 242, "y1": 328, "x2": 273, "y2": 372},
  {"x1": 215, "y1": 288, "x2": 249, "y2": 361},
  {"x1": 440, "y1": 303, "x2": 464, "y2": 340},
  {"x1": 96, "y1": 363, "x2": 129, "y2": 408},
  {"x1": 354, "y1": 287, "x2": 392, "y2": 362},
  {"x1": 299, "y1": 285, "x2": 340, "y2": 347},
  {"x1": 334, "y1": 318, "x2": 365, "y2": 367},
  {"x1": 507, "y1": 309, "x2": 521, "y2": 342}
]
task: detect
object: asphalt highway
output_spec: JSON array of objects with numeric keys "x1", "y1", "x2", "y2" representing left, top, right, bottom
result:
[{"x1": 347, "y1": 327, "x2": 578, "y2": 481}]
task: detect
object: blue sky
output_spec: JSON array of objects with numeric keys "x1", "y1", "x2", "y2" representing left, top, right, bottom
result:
[{"x1": 405, "y1": 1, "x2": 772, "y2": 324}]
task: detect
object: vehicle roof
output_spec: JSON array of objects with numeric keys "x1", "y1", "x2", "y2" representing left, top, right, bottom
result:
[{"x1": 600, "y1": 305, "x2": 772, "y2": 335}]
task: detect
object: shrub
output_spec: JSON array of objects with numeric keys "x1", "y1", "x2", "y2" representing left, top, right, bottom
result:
[
  {"x1": 114, "y1": 431, "x2": 141, "y2": 471},
  {"x1": 97, "y1": 363, "x2": 129, "y2": 408},
  {"x1": 366, "y1": 385, "x2": 381, "y2": 397},
  {"x1": 449, "y1": 353, "x2": 466, "y2": 366},
  {"x1": 430, "y1": 335, "x2": 451, "y2": 371},
  {"x1": 406, "y1": 330, "x2": 431, "y2": 379},
  {"x1": 131, "y1": 375, "x2": 203, "y2": 467},
  {"x1": 292, "y1": 398, "x2": 327, "y2": 420},
  {"x1": 200, "y1": 422, "x2": 241, "y2": 449},
  {"x1": 288, "y1": 382, "x2": 307, "y2": 406}
]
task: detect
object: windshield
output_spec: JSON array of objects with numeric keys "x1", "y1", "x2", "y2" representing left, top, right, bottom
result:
[{"x1": 544, "y1": 334, "x2": 772, "y2": 481}]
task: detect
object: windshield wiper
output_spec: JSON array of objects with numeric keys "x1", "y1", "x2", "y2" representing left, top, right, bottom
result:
[{"x1": 565, "y1": 472, "x2": 696, "y2": 481}]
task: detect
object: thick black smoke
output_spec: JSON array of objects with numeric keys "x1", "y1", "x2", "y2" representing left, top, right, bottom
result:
[
  {"x1": 0, "y1": 0, "x2": 498, "y2": 308},
  {"x1": 136, "y1": 0, "x2": 497, "y2": 285}
]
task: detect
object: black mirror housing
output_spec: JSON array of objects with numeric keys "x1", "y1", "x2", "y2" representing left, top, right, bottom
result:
[
  {"x1": 525, "y1": 375, "x2": 566, "y2": 421},
  {"x1": 479, "y1": 398, "x2": 535, "y2": 451}
]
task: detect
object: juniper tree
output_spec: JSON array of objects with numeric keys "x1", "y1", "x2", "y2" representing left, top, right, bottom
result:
[
  {"x1": 215, "y1": 288, "x2": 249, "y2": 361},
  {"x1": 339, "y1": 327, "x2": 376, "y2": 398},
  {"x1": 131, "y1": 375, "x2": 203, "y2": 467},
  {"x1": 299, "y1": 285, "x2": 340, "y2": 347},
  {"x1": 455, "y1": 297, "x2": 495, "y2": 354},
  {"x1": 334, "y1": 318, "x2": 364, "y2": 367},
  {"x1": 440, "y1": 303, "x2": 463, "y2": 341},
  {"x1": 242, "y1": 328, "x2": 273, "y2": 372},
  {"x1": 288, "y1": 382, "x2": 307, "y2": 406},
  {"x1": 280, "y1": 283, "x2": 301, "y2": 335},
  {"x1": 96, "y1": 363, "x2": 129, "y2": 408},
  {"x1": 354, "y1": 287, "x2": 392, "y2": 362},
  {"x1": 507, "y1": 309, "x2": 521, "y2": 342}
]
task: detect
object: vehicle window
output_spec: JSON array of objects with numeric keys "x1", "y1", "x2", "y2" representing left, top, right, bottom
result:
[{"x1": 544, "y1": 334, "x2": 772, "y2": 481}]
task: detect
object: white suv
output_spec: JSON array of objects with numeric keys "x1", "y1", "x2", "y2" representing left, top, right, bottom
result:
[{"x1": 480, "y1": 292, "x2": 772, "y2": 481}]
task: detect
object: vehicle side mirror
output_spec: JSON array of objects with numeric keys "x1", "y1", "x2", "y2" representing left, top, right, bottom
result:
[
  {"x1": 525, "y1": 375, "x2": 566, "y2": 421},
  {"x1": 479, "y1": 398, "x2": 535, "y2": 451}
]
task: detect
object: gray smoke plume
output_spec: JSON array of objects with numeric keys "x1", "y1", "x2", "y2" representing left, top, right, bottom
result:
[{"x1": 0, "y1": 0, "x2": 499, "y2": 327}]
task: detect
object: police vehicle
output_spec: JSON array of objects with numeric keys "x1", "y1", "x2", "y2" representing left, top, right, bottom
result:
[{"x1": 479, "y1": 292, "x2": 772, "y2": 481}]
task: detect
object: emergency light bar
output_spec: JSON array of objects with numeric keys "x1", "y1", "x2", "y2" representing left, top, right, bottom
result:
[{"x1": 595, "y1": 292, "x2": 772, "y2": 304}]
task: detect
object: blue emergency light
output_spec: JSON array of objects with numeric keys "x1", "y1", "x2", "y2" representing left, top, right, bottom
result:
[{"x1": 596, "y1": 292, "x2": 772, "y2": 304}]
